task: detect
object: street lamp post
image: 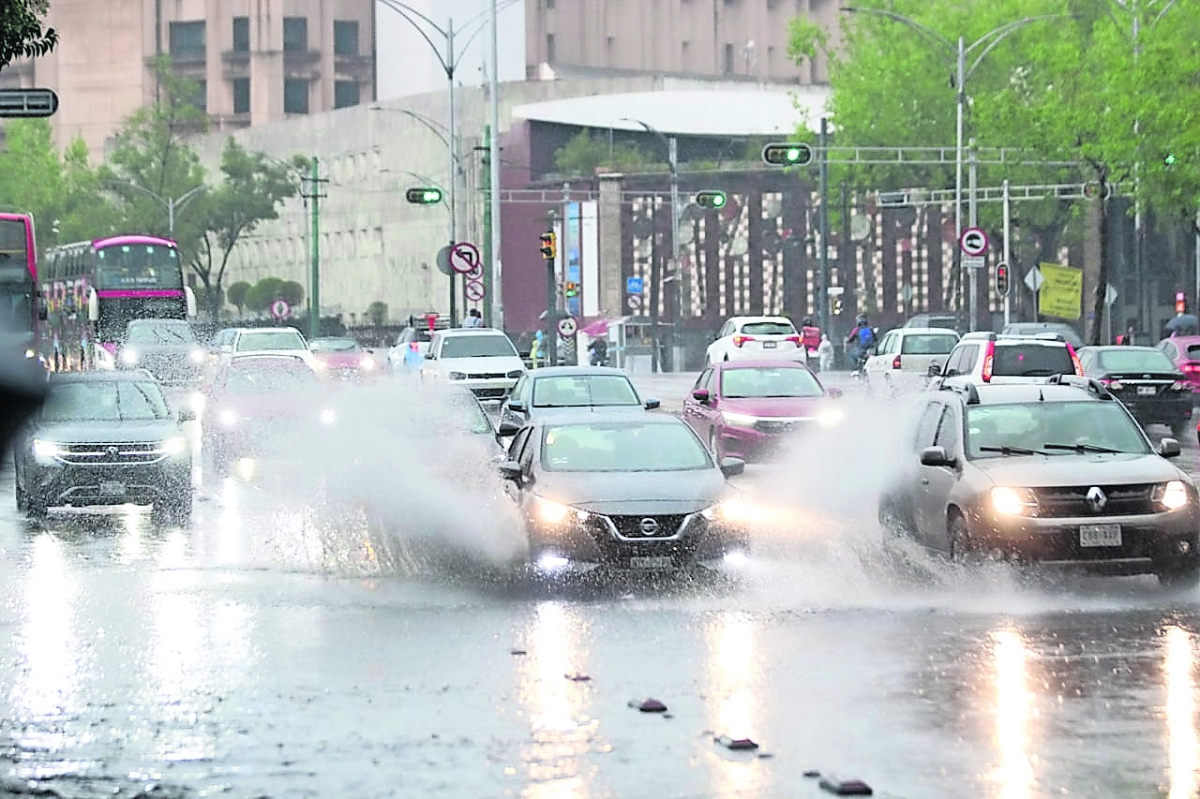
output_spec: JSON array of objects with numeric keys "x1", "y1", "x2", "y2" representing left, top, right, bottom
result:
[
  {"x1": 623, "y1": 118, "x2": 681, "y2": 372},
  {"x1": 106, "y1": 181, "x2": 207, "y2": 238},
  {"x1": 842, "y1": 7, "x2": 1060, "y2": 331}
]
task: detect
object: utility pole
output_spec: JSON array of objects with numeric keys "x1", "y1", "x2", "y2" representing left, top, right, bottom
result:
[
  {"x1": 818, "y1": 118, "x2": 831, "y2": 338},
  {"x1": 1002, "y1": 179, "x2": 1012, "y2": 327},
  {"x1": 303, "y1": 156, "x2": 325, "y2": 339},
  {"x1": 668, "y1": 136, "x2": 681, "y2": 372},
  {"x1": 545, "y1": 209, "x2": 558, "y2": 367},
  {"x1": 480, "y1": 127, "x2": 493, "y2": 327},
  {"x1": 968, "y1": 139, "x2": 979, "y2": 331},
  {"x1": 488, "y1": 0, "x2": 503, "y2": 331}
]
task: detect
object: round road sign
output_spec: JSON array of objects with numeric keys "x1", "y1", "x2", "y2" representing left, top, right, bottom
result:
[
  {"x1": 464, "y1": 279, "x2": 485, "y2": 302},
  {"x1": 270, "y1": 299, "x2": 290, "y2": 319},
  {"x1": 557, "y1": 316, "x2": 578, "y2": 338},
  {"x1": 449, "y1": 242, "x2": 481, "y2": 275},
  {"x1": 959, "y1": 226, "x2": 989, "y2": 256},
  {"x1": 627, "y1": 294, "x2": 642, "y2": 310}
]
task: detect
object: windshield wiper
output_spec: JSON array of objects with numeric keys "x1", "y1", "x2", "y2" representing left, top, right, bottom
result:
[
  {"x1": 1044, "y1": 442, "x2": 1122, "y2": 454},
  {"x1": 979, "y1": 445, "x2": 1044, "y2": 456}
]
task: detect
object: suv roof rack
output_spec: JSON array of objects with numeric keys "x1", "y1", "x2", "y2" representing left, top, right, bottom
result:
[{"x1": 1045, "y1": 373, "x2": 1114, "y2": 400}]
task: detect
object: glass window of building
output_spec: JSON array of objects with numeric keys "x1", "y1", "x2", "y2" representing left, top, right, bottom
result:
[
  {"x1": 168, "y1": 21, "x2": 206, "y2": 60},
  {"x1": 334, "y1": 20, "x2": 359, "y2": 56},
  {"x1": 284, "y1": 79, "x2": 309, "y2": 114},
  {"x1": 283, "y1": 17, "x2": 308, "y2": 52}
]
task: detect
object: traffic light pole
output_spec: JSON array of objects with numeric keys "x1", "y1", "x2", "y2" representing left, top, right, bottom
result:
[
  {"x1": 818, "y1": 119, "x2": 831, "y2": 340},
  {"x1": 545, "y1": 211, "x2": 558, "y2": 367},
  {"x1": 1002, "y1": 179, "x2": 1012, "y2": 327}
]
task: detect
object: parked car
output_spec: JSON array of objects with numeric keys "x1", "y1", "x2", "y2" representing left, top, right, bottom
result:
[
  {"x1": 1077, "y1": 346, "x2": 1191, "y2": 437},
  {"x1": 705, "y1": 316, "x2": 808, "y2": 366},
  {"x1": 1002, "y1": 322, "x2": 1084, "y2": 350},
  {"x1": 499, "y1": 366, "x2": 659, "y2": 429},
  {"x1": 1157, "y1": 335, "x2": 1200, "y2": 399},
  {"x1": 420, "y1": 328, "x2": 525, "y2": 401},
  {"x1": 864, "y1": 327, "x2": 960, "y2": 384},
  {"x1": 681, "y1": 360, "x2": 842, "y2": 461}
]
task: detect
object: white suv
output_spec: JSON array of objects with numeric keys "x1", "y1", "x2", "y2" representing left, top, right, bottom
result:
[
  {"x1": 217, "y1": 326, "x2": 318, "y2": 371},
  {"x1": 705, "y1": 316, "x2": 808, "y2": 365},
  {"x1": 421, "y1": 328, "x2": 525, "y2": 401},
  {"x1": 930, "y1": 332, "x2": 1082, "y2": 389}
]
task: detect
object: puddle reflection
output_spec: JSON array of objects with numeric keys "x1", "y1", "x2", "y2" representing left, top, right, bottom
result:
[
  {"x1": 703, "y1": 611, "x2": 766, "y2": 797},
  {"x1": 1164, "y1": 625, "x2": 1198, "y2": 799},
  {"x1": 990, "y1": 627, "x2": 1034, "y2": 799}
]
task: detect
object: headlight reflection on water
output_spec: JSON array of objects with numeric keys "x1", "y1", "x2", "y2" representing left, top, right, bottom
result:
[
  {"x1": 703, "y1": 612, "x2": 766, "y2": 797},
  {"x1": 991, "y1": 628, "x2": 1034, "y2": 799},
  {"x1": 1165, "y1": 626, "x2": 1198, "y2": 799}
]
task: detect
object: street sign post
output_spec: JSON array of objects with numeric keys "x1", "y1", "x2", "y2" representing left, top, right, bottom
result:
[
  {"x1": 449, "y1": 242, "x2": 481, "y2": 275},
  {"x1": 959, "y1": 226, "x2": 989, "y2": 256},
  {"x1": 962, "y1": 255, "x2": 986, "y2": 270},
  {"x1": 557, "y1": 316, "x2": 577, "y2": 338},
  {"x1": 0, "y1": 88, "x2": 59, "y2": 118},
  {"x1": 627, "y1": 295, "x2": 642, "y2": 310},
  {"x1": 626, "y1": 276, "x2": 644, "y2": 295},
  {"x1": 465, "y1": 279, "x2": 485, "y2": 302}
]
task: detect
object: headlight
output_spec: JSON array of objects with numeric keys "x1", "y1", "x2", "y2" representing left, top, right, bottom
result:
[
  {"x1": 161, "y1": 436, "x2": 188, "y2": 456},
  {"x1": 32, "y1": 439, "x2": 64, "y2": 459},
  {"x1": 1155, "y1": 480, "x2": 1191, "y2": 511},
  {"x1": 817, "y1": 407, "x2": 844, "y2": 427},
  {"x1": 24, "y1": 348, "x2": 36, "y2": 360},
  {"x1": 722, "y1": 411, "x2": 757, "y2": 428},
  {"x1": 120, "y1": 348, "x2": 139, "y2": 365},
  {"x1": 218, "y1": 409, "x2": 238, "y2": 427},
  {"x1": 189, "y1": 348, "x2": 206, "y2": 364},
  {"x1": 506, "y1": 369, "x2": 524, "y2": 379},
  {"x1": 991, "y1": 486, "x2": 1037, "y2": 516},
  {"x1": 702, "y1": 496, "x2": 767, "y2": 525},
  {"x1": 319, "y1": 408, "x2": 337, "y2": 425},
  {"x1": 448, "y1": 371, "x2": 467, "y2": 380},
  {"x1": 532, "y1": 495, "x2": 588, "y2": 525},
  {"x1": 360, "y1": 357, "x2": 376, "y2": 370}
]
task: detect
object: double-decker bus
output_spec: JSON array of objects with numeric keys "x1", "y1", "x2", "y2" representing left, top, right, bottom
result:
[
  {"x1": 43, "y1": 235, "x2": 195, "y2": 369},
  {"x1": 0, "y1": 212, "x2": 47, "y2": 364}
]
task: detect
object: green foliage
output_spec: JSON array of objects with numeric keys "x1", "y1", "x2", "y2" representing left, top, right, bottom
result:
[
  {"x1": 226, "y1": 281, "x2": 251, "y2": 314},
  {"x1": 553, "y1": 130, "x2": 651, "y2": 176},
  {"x1": 279, "y1": 280, "x2": 304, "y2": 307},
  {"x1": 367, "y1": 301, "x2": 388, "y2": 326},
  {"x1": 245, "y1": 277, "x2": 285, "y2": 313},
  {"x1": 0, "y1": 0, "x2": 57, "y2": 69}
]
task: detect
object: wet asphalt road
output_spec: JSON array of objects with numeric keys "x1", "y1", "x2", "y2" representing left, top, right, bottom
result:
[{"x1": 3, "y1": 373, "x2": 1200, "y2": 798}]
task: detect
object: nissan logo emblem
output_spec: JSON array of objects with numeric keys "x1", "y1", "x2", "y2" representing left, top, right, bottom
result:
[
  {"x1": 1086, "y1": 486, "x2": 1108, "y2": 513},
  {"x1": 106, "y1": 446, "x2": 119, "y2": 458},
  {"x1": 638, "y1": 517, "x2": 660, "y2": 536}
]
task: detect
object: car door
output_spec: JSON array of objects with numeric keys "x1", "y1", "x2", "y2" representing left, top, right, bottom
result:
[
  {"x1": 682, "y1": 368, "x2": 714, "y2": 433},
  {"x1": 866, "y1": 332, "x2": 898, "y2": 375},
  {"x1": 692, "y1": 368, "x2": 721, "y2": 439},
  {"x1": 500, "y1": 373, "x2": 531, "y2": 426},
  {"x1": 708, "y1": 322, "x2": 732, "y2": 362},
  {"x1": 421, "y1": 333, "x2": 442, "y2": 378},
  {"x1": 916, "y1": 402, "x2": 964, "y2": 552},
  {"x1": 502, "y1": 426, "x2": 534, "y2": 504},
  {"x1": 905, "y1": 399, "x2": 946, "y2": 547}
]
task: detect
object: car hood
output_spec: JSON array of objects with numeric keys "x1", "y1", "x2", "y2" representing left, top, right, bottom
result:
[
  {"x1": 716, "y1": 395, "x2": 830, "y2": 418},
  {"x1": 34, "y1": 420, "x2": 182, "y2": 444},
  {"x1": 211, "y1": 393, "x2": 329, "y2": 419},
  {"x1": 528, "y1": 404, "x2": 647, "y2": 418},
  {"x1": 433, "y1": 355, "x2": 523, "y2": 373},
  {"x1": 124, "y1": 343, "x2": 199, "y2": 356},
  {"x1": 314, "y1": 352, "x2": 369, "y2": 367},
  {"x1": 974, "y1": 453, "x2": 1188, "y2": 487},
  {"x1": 536, "y1": 468, "x2": 729, "y2": 515}
]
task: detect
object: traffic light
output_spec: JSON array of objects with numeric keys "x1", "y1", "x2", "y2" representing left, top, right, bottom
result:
[
  {"x1": 832, "y1": 297, "x2": 843, "y2": 315},
  {"x1": 762, "y1": 142, "x2": 814, "y2": 166},
  {"x1": 695, "y1": 190, "x2": 727, "y2": 209},
  {"x1": 539, "y1": 231, "x2": 557, "y2": 260},
  {"x1": 405, "y1": 187, "x2": 443, "y2": 204},
  {"x1": 995, "y1": 262, "x2": 1010, "y2": 297},
  {"x1": 1165, "y1": 152, "x2": 1177, "y2": 167},
  {"x1": 564, "y1": 281, "x2": 579, "y2": 299}
]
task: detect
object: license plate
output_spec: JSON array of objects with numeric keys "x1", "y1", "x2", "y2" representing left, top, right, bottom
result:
[
  {"x1": 762, "y1": 341, "x2": 777, "y2": 349},
  {"x1": 100, "y1": 481, "x2": 126, "y2": 497},
  {"x1": 1137, "y1": 386, "x2": 1157, "y2": 396},
  {"x1": 1080, "y1": 524, "x2": 1121, "y2": 547},
  {"x1": 629, "y1": 556, "x2": 674, "y2": 570}
]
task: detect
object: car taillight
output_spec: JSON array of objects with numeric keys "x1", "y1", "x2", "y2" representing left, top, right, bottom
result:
[
  {"x1": 732, "y1": 335, "x2": 755, "y2": 348},
  {"x1": 892, "y1": 354, "x2": 902, "y2": 370},
  {"x1": 785, "y1": 335, "x2": 802, "y2": 346},
  {"x1": 1182, "y1": 362, "x2": 1200, "y2": 374},
  {"x1": 1067, "y1": 345, "x2": 1083, "y2": 376},
  {"x1": 981, "y1": 341, "x2": 995, "y2": 382}
]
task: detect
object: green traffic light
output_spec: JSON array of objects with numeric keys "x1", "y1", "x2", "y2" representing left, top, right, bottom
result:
[
  {"x1": 762, "y1": 142, "x2": 813, "y2": 167},
  {"x1": 1165, "y1": 153, "x2": 1177, "y2": 166},
  {"x1": 405, "y1": 187, "x2": 443, "y2": 204},
  {"x1": 695, "y1": 191, "x2": 727, "y2": 209},
  {"x1": 786, "y1": 148, "x2": 803, "y2": 163}
]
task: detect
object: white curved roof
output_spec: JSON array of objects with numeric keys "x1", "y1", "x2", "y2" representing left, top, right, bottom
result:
[{"x1": 511, "y1": 88, "x2": 831, "y2": 137}]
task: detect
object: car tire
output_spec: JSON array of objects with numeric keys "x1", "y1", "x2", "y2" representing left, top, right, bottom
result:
[
  {"x1": 1158, "y1": 566, "x2": 1200, "y2": 590},
  {"x1": 947, "y1": 512, "x2": 971, "y2": 561}
]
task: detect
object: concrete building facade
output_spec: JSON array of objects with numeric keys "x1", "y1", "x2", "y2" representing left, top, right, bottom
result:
[{"x1": 0, "y1": 0, "x2": 376, "y2": 157}]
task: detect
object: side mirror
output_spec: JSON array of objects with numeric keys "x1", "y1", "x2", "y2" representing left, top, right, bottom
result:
[
  {"x1": 927, "y1": 363, "x2": 943, "y2": 377},
  {"x1": 497, "y1": 420, "x2": 521, "y2": 437},
  {"x1": 719, "y1": 457, "x2": 745, "y2": 478},
  {"x1": 692, "y1": 388, "x2": 711, "y2": 403},
  {"x1": 177, "y1": 408, "x2": 197, "y2": 423},
  {"x1": 920, "y1": 446, "x2": 955, "y2": 468},
  {"x1": 507, "y1": 399, "x2": 526, "y2": 414},
  {"x1": 644, "y1": 398, "x2": 661, "y2": 410},
  {"x1": 425, "y1": 352, "x2": 436, "y2": 360},
  {"x1": 1159, "y1": 438, "x2": 1182, "y2": 459},
  {"x1": 826, "y1": 387, "x2": 843, "y2": 399},
  {"x1": 498, "y1": 459, "x2": 523, "y2": 481}
]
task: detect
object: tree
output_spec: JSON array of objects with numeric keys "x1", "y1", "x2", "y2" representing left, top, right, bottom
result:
[
  {"x1": 279, "y1": 280, "x2": 304, "y2": 308},
  {"x1": 0, "y1": 0, "x2": 57, "y2": 70},
  {"x1": 245, "y1": 277, "x2": 285, "y2": 313},
  {"x1": 367, "y1": 301, "x2": 388, "y2": 326},
  {"x1": 226, "y1": 281, "x2": 251, "y2": 316},
  {"x1": 186, "y1": 140, "x2": 306, "y2": 318},
  {"x1": 554, "y1": 130, "x2": 652, "y2": 176}
]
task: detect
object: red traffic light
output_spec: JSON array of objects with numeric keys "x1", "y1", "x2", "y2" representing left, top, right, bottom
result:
[
  {"x1": 539, "y1": 231, "x2": 557, "y2": 260},
  {"x1": 995, "y1": 262, "x2": 1010, "y2": 297}
]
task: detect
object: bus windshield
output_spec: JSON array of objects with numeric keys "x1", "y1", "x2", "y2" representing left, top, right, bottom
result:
[{"x1": 96, "y1": 243, "x2": 183, "y2": 290}]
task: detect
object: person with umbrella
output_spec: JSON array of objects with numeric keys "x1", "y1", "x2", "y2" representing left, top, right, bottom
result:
[{"x1": 1166, "y1": 311, "x2": 1200, "y2": 338}]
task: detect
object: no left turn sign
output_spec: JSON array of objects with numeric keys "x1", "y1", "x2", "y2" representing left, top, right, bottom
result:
[
  {"x1": 557, "y1": 316, "x2": 577, "y2": 338},
  {"x1": 959, "y1": 226, "x2": 989, "y2": 256}
]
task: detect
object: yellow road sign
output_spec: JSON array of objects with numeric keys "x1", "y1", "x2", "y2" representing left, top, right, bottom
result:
[{"x1": 1037, "y1": 263, "x2": 1083, "y2": 320}]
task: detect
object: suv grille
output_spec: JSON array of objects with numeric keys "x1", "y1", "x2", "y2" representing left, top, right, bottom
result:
[
  {"x1": 1031, "y1": 484, "x2": 1158, "y2": 517},
  {"x1": 605, "y1": 514, "x2": 688, "y2": 539},
  {"x1": 56, "y1": 442, "x2": 168, "y2": 465}
]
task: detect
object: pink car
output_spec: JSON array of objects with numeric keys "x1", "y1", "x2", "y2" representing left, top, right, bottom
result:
[
  {"x1": 1157, "y1": 336, "x2": 1200, "y2": 398},
  {"x1": 309, "y1": 337, "x2": 381, "y2": 381},
  {"x1": 682, "y1": 360, "x2": 842, "y2": 461}
]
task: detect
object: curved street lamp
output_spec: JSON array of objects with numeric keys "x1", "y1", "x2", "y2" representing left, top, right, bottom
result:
[{"x1": 105, "y1": 181, "x2": 207, "y2": 238}]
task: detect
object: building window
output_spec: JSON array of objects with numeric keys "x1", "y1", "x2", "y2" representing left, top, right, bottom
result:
[
  {"x1": 334, "y1": 81, "x2": 360, "y2": 109},
  {"x1": 232, "y1": 17, "x2": 249, "y2": 52},
  {"x1": 283, "y1": 17, "x2": 308, "y2": 52},
  {"x1": 544, "y1": 0, "x2": 555, "y2": 7},
  {"x1": 284, "y1": 78, "x2": 309, "y2": 113},
  {"x1": 546, "y1": 33, "x2": 555, "y2": 64},
  {"x1": 334, "y1": 20, "x2": 359, "y2": 56},
  {"x1": 191, "y1": 80, "x2": 207, "y2": 112},
  {"x1": 168, "y1": 21, "x2": 206, "y2": 60},
  {"x1": 232, "y1": 78, "x2": 250, "y2": 114},
  {"x1": 682, "y1": 40, "x2": 689, "y2": 70},
  {"x1": 723, "y1": 43, "x2": 734, "y2": 74}
]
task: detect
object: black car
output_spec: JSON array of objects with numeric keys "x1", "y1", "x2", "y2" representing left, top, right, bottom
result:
[
  {"x1": 12, "y1": 372, "x2": 195, "y2": 524},
  {"x1": 117, "y1": 318, "x2": 207, "y2": 387},
  {"x1": 498, "y1": 366, "x2": 659, "y2": 430},
  {"x1": 1078, "y1": 345, "x2": 1191, "y2": 437},
  {"x1": 497, "y1": 413, "x2": 749, "y2": 573},
  {"x1": 879, "y1": 376, "x2": 1200, "y2": 585}
]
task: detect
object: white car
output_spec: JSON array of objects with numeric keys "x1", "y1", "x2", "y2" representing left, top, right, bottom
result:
[
  {"x1": 421, "y1": 328, "x2": 525, "y2": 401},
  {"x1": 705, "y1": 316, "x2": 808, "y2": 365},
  {"x1": 864, "y1": 327, "x2": 960, "y2": 382},
  {"x1": 217, "y1": 326, "x2": 318, "y2": 371}
]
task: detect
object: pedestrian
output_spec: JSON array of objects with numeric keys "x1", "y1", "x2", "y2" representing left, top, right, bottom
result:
[
  {"x1": 402, "y1": 341, "x2": 423, "y2": 372},
  {"x1": 462, "y1": 308, "x2": 484, "y2": 328},
  {"x1": 530, "y1": 330, "x2": 544, "y2": 369},
  {"x1": 800, "y1": 316, "x2": 821, "y2": 355},
  {"x1": 588, "y1": 335, "x2": 609, "y2": 366},
  {"x1": 817, "y1": 334, "x2": 834, "y2": 372}
]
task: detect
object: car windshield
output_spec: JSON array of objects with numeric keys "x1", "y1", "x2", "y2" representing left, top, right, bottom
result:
[
  {"x1": 439, "y1": 334, "x2": 516, "y2": 358},
  {"x1": 224, "y1": 362, "x2": 318, "y2": 394},
  {"x1": 740, "y1": 321, "x2": 795, "y2": 336},
  {"x1": 236, "y1": 331, "x2": 307, "y2": 351},
  {"x1": 901, "y1": 334, "x2": 957, "y2": 355},
  {"x1": 532, "y1": 375, "x2": 640, "y2": 407},
  {"x1": 966, "y1": 401, "x2": 1150, "y2": 459},
  {"x1": 1097, "y1": 349, "x2": 1178, "y2": 373},
  {"x1": 1185, "y1": 344, "x2": 1200, "y2": 359},
  {"x1": 993, "y1": 345, "x2": 1075, "y2": 377},
  {"x1": 125, "y1": 321, "x2": 196, "y2": 345},
  {"x1": 310, "y1": 338, "x2": 361, "y2": 352},
  {"x1": 42, "y1": 380, "x2": 170, "y2": 422},
  {"x1": 721, "y1": 366, "x2": 823, "y2": 398},
  {"x1": 542, "y1": 422, "x2": 713, "y2": 472}
]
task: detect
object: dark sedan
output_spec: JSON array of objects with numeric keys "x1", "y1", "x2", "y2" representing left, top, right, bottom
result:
[
  {"x1": 12, "y1": 372, "x2": 194, "y2": 524},
  {"x1": 497, "y1": 413, "x2": 750, "y2": 573},
  {"x1": 117, "y1": 318, "x2": 207, "y2": 387},
  {"x1": 498, "y1": 366, "x2": 659, "y2": 430},
  {"x1": 1078, "y1": 346, "x2": 1191, "y2": 436}
]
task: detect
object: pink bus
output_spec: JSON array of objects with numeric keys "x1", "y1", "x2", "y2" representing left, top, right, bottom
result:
[
  {"x1": 0, "y1": 212, "x2": 47, "y2": 363},
  {"x1": 43, "y1": 235, "x2": 195, "y2": 369}
]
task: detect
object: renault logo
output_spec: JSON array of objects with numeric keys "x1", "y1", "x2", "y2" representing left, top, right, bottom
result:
[
  {"x1": 105, "y1": 446, "x2": 119, "y2": 458},
  {"x1": 1087, "y1": 486, "x2": 1108, "y2": 513},
  {"x1": 638, "y1": 517, "x2": 660, "y2": 536}
]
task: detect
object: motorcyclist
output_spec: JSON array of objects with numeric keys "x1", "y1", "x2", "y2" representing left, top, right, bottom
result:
[
  {"x1": 799, "y1": 316, "x2": 821, "y2": 359},
  {"x1": 845, "y1": 314, "x2": 877, "y2": 371},
  {"x1": 588, "y1": 335, "x2": 609, "y2": 366}
]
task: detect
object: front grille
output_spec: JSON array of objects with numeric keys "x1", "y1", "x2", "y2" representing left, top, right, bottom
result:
[
  {"x1": 754, "y1": 419, "x2": 807, "y2": 434},
  {"x1": 57, "y1": 441, "x2": 167, "y2": 465},
  {"x1": 1031, "y1": 484, "x2": 1158, "y2": 517},
  {"x1": 472, "y1": 387, "x2": 508, "y2": 399},
  {"x1": 607, "y1": 514, "x2": 688, "y2": 539},
  {"x1": 468, "y1": 372, "x2": 507, "y2": 380}
]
